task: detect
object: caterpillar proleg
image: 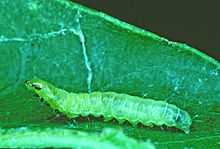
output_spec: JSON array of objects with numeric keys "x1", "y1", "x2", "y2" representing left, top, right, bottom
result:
[{"x1": 25, "y1": 78, "x2": 192, "y2": 134}]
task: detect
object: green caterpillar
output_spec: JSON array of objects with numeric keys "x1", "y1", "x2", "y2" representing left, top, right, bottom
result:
[
  {"x1": 25, "y1": 78, "x2": 192, "y2": 134},
  {"x1": 0, "y1": 127, "x2": 155, "y2": 149}
]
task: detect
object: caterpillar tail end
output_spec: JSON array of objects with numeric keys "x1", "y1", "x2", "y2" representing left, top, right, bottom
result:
[
  {"x1": 177, "y1": 120, "x2": 191, "y2": 134},
  {"x1": 182, "y1": 127, "x2": 190, "y2": 134},
  {"x1": 175, "y1": 110, "x2": 192, "y2": 134},
  {"x1": 175, "y1": 123, "x2": 190, "y2": 134}
]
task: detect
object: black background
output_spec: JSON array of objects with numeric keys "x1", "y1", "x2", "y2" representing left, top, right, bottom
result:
[{"x1": 73, "y1": 0, "x2": 220, "y2": 61}]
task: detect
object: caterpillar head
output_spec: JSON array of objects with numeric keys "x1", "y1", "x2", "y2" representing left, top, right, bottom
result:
[{"x1": 25, "y1": 78, "x2": 59, "y2": 109}]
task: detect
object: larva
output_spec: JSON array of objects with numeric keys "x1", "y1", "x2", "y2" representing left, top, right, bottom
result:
[
  {"x1": 25, "y1": 78, "x2": 192, "y2": 134},
  {"x1": 0, "y1": 127, "x2": 155, "y2": 149}
]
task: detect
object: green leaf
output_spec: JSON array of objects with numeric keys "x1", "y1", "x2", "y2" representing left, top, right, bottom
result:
[
  {"x1": 0, "y1": 127, "x2": 155, "y2": 149},
  {"x1": 0, "y1": 0, "x2": 219, "y2": 148}
]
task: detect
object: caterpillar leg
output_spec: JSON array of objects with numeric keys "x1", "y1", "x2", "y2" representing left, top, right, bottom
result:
[
  {"x1": 68, "y1": 114, "x2": 79, "y2": 119},
  {"x1": 117, "y1": 119, "x2": 126, "y2": 124},
  {"x1": 104, "y1": 116, "x2": 113, "y2": 122}
]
